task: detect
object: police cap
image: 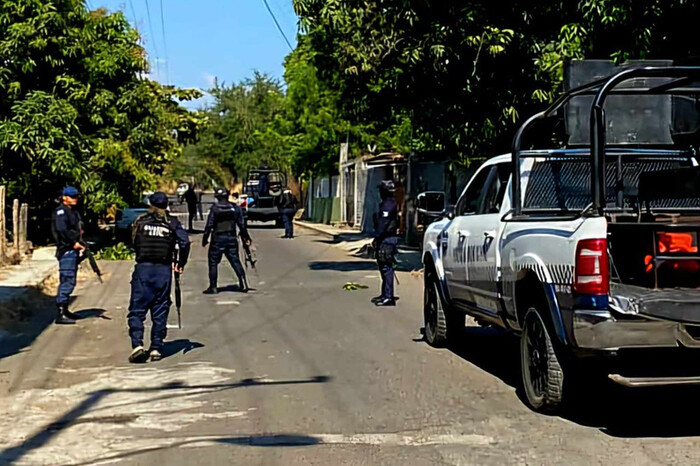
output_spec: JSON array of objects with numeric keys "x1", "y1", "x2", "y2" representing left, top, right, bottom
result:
[
  {"x1": 215, "y1": 187, "x2": 229, "y2": 200},
  {"x1": 149, "y1": 192, "x2": 169, "y2": 209},
  {"x1": 62, "y1": 186, "x2": 80, "y2": 198}
]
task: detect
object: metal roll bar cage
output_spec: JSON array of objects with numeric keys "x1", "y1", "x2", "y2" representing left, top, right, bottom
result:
[{"x1": 512, "y1": 67, "x2": 700, "y2": 217}]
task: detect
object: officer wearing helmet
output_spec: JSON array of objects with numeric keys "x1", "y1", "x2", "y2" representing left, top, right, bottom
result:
[
  {"x1": 372, "y1": 180, "x2": 399, "y2": 307},
  {"x1": 202, "y1": 187, "x2": 251, "y2": 294},
  {"x1": 128, "y1": 192, "x2": 190, "y2": 363}
]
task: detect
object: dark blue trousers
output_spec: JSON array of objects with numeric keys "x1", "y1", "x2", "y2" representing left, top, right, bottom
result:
[
  {"x1": 377, "y1": 237, "x2": 398, "y2": 299},
  {"x1": 208, "y1": 235, "x2": 246, "y2": 288},
  {"x1": 57, "y1": 250, "x2": 79, "y2": 305},
  {"x1": 128, "y1": 263, "x2": 172, "y2": 350},
  {"x1": 281, "y1": 208, "x2": 295, "y2": 238}
]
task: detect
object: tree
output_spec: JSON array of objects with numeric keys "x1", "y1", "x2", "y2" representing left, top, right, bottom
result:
[{"x1": 0, "y1": 0, "x2": 202, "y2": 215}]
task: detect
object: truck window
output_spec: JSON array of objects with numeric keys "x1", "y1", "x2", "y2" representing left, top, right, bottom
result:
[
  {"x1": 456, "y1": 166, "x2": 492, "y2": 216},
  {"x1": 480, "y1": 163, "x2": 511, "y2": 214}
]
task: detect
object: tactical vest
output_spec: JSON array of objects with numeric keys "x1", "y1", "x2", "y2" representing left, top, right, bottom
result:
[
  {"x1": 212, "y1": 203, "x2": 238, "y2": 235},
  {"x1": 134, "y1": 212, "x2": 175, "y2": 264}
]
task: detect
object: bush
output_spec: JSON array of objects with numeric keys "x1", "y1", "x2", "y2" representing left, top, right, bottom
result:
[{"x1": 96, "y1": 243, "x2": 135, "y2": 261}]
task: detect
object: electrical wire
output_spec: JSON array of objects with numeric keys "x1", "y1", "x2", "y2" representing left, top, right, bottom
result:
[
  {"x1": 144, "y1": 0, "x2": 161, "y2": 81},
  {"x1": 262, "y1": 0, "x2": 293, "y2": 51},
  {"x1": 159, "y1": 0, "x2": 170, "y2": 84}
]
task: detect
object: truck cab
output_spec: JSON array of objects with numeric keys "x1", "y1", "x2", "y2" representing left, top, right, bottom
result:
[{"x1": 244, "y1": 169, "x2": 286, "y2": 225}]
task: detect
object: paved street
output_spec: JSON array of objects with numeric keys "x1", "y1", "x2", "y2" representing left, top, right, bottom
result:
[{"x1": 1, "y1": 223, "x2": 700, "y2": 465}]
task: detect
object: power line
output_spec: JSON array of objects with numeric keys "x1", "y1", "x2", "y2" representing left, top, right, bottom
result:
[
  {"x1": 128, "y1": 0, "x2": 139, "y2": 30},
  {"x1": 262, "y1": 0, "x2": 293, "y2": 51},
  {"x1": 144, "y1": 0, "x2": 161, "y2": 81},
  {"x1": 159, "y1": 0, "x2": 170, "y2": 84}
]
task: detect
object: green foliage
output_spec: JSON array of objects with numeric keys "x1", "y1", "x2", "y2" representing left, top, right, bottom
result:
[
  {"x1": 293, "y1": 0, "x2": 700, "y2": 162},
  {"x1": 96, "y1": 242, "x2": 134, "y2": 261},
  {"x1": 0, "y1": 1, "x2": 202, "y2": 215}
]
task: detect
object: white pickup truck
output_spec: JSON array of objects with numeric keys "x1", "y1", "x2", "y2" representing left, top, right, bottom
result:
[{"x1": 422, "y1": 66, "x2": 700, "y2": 412}]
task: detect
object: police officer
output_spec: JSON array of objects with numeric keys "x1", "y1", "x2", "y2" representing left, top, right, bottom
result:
[
  {"x1": 275, "y1": 187, "x2": 298, "y2": 239},
  {"x1": 202, "y1": 188, "x2": 252, "y2": 295},
  {"x1": 127, "y1": 192, "x2": 190, "y2": 363},
  {"x1": 372, "y1": 180, "x2": 399, "y2": 307},
  {"x1": 51, "y1": 186, "x2": 84, "y2": 325}
]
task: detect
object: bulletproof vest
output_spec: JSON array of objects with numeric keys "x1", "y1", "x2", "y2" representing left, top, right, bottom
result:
[
  {"x1": 212, "y1": 202, "x2": 238, "y2": 235},
  {"x1": 135, "y1": 212, "x2": 175, "y2": 264}
]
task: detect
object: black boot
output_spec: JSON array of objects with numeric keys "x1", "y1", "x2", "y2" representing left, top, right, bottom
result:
[
  {"x1": 55, "y1": 304, "x2": 76, "y2": 325},
  {"x1": 374, "y1": 297, "x2": 396, "y2": 307},
  {"x1": 238, "y1": 278, "x2": 249, "y2": 293},
  {"x1": 203, "y1": 287, "x2": 218, "y2": 295},
  {"x1": 371, "y1": 295, "x2": 385, "y2": 303}
]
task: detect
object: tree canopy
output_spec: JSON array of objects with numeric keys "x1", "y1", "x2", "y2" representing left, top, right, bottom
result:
[{"x1": 0, "y1": 0, "x2": 202, "y2": 214}]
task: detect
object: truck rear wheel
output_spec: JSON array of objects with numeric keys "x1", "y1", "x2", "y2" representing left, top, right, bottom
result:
[
  {"x1": 520, "y1": 308, "x2": 564, "y2": 413},
  {"x1": 424, "y1": 271, "x2": 464, "y2": 347}
]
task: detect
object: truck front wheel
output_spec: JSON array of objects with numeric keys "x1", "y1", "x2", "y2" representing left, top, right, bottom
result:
[
  {"x1": 520, "y1": 308, "x2": 564, "y2": 413},
  {"x1": 424, "y1": 271, "x2": 464, "y2": 347}
]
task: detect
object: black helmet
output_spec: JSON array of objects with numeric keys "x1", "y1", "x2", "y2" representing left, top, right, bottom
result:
[
  {"x1": 214, "y1": 187, "x2": 229, "y2": 200},
  {"x1": 379, "y1": 180, "x2": 396, "y2": 193}
]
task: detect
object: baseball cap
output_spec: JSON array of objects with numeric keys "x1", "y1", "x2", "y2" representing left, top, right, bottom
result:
[
  {"x1": 62, "y1": 186, "x2": 80, "y2": 197},
  {"x1": 149, "y1": 192, "x2": 169, "y2": 209}
]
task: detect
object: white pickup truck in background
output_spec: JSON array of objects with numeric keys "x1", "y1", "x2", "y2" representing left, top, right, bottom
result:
[{"x1": 422, "y1": 66, "x2": 700, "y2": 413}]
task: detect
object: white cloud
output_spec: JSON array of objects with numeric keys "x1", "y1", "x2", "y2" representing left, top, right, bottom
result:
[{"x1": 203, "y1": 73, "x2": 217, "y2": 89}]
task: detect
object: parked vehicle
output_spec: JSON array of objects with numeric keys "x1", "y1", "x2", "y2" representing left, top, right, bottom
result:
[
  {"x1": 115, "y1": 207, "x2": 148, "y2": 243},
  {"x1": 422, "y1": 66, "x2": 700, "y2": 413},
  {"x1": 244, "y1": 168, "x2": 286, "y2": 225}
]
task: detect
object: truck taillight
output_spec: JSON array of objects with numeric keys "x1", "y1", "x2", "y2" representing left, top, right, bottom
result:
[{"x1": 574, "y1": 239, "x2": 609, "y2": 295}]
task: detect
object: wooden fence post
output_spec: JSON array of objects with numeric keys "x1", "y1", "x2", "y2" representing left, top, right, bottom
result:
[
  {"x1": 19, "y1": 203, "x2": 28, "y2": 256},
  {"x1": 0, "y1": 186, "x2": 5, "y2": 262},
  {"x1": 12, "y1": 199, "x2": 19, "y2": 257}
]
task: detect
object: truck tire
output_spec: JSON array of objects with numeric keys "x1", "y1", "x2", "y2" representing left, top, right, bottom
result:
[
  {"x1": 424, "y1": 271, "x2": 464, "y2": 347},
  {"x1": 520, "y1": 308, "x2": 564, "y2": 413}
]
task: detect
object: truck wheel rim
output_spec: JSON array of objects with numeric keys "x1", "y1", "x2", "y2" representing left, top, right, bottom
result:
[{"x1": 525, "y1": 315, "x2": 547, "y2": 399}]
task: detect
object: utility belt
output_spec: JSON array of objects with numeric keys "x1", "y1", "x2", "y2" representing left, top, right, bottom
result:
[{"x1": 376, "y1": 237, "x2": 399, "y2": 265}]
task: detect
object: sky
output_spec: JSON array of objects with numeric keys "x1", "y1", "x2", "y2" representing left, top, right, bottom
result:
[{"x1": 93, "y1": 0, "x2": 299, "y2": 109}]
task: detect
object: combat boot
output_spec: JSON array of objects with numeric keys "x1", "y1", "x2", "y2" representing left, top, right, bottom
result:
[
  {"x1": 55, "y1": 304, "x2": 76, "y2": 325},
  {"x1": 203, "y1": 287, "x2": 218, "y2": 295},
  {"x1": 238, "y1": 278, "x2": 249, "y2": 293},
  {"x1": 374, "y1": 297, "x2": 396, "y2": 307}
]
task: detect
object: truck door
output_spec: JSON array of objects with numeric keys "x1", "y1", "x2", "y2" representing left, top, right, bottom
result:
[
  {"x1": 465, "y1": 163, "x2": 511, "y2": 315},
  {"x1": 442, "y1": 165, "x2": 492, "y2": 308}
]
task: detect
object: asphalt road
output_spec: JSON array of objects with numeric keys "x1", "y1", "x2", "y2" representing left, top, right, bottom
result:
[{"x1": 3, "y1": 222, "x2": 700, "y2": 465}]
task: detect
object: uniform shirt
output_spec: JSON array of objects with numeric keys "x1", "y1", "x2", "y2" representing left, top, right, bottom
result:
[
  {"x1": 375, "y1": 197, "x2": 398, "y2": 242},
  {"x1": 203, "y1": 201, "x2": 250, "y2": 244},
  {"x1": 51, "y1": 204, "x2": 82, "y2": 258},
  {"x1": 133, "y1": 211, "x2": 191, "y2": 268},
  {"x1": 276, "y1": 192, "x2": 298, "y2": 211}
]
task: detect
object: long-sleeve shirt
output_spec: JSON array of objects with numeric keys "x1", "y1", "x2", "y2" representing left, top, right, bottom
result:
[
  {"x1": 51, "y1": 204, "x2": 82, "y2": 258},
  {"x1": 375, "y1": 198, "x2": 398, "y2": 243}
]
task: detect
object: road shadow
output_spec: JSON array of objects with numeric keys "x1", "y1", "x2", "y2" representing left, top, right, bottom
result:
[
  {"x1": 73, "y1": 308, "x2": 111, "y2": 320},
  {"x1": 0, "y1": 285, "x2": 57, "y2": 361},
  {"x1": 309, "y1": 260, "x2": 414, "y2": 273},
  {"x1": 160, "y1": 339, "x2": 204, "y2": 359},
  {"x1": 440, "y1": 324, "x2": 700, "y2": 438},
  {"x1": 217, "y1": 284, "x2": 255, "y2": 293},
  {"x1": 0, "y1": 375, "x2": 332, "y2": 465},
  {"x1": 247, "y1": 223, "x2": 281, "y2": 230}
]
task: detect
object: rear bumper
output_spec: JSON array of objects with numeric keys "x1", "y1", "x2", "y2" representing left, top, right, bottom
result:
[
  {"x1": 247, "y1": 208, "x2": 280, "y2": 221},
  {"x1": 573, "y1": 309, "x2": 700, "y2": 350}
]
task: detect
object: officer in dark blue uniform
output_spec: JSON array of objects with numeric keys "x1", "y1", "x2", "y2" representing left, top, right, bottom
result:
[
  {"x1": 51, "y1": 186, "x2": 84, "y2": 325},
  {"x1": 202, "y1": 188, "x2": 252, "y2": 295},
  {"x1": 128, "y1": 192, "x2": 190, "y2": 363},
  {"x1": 372, "y1": 180, "x2": 399, "y2": 307}
]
